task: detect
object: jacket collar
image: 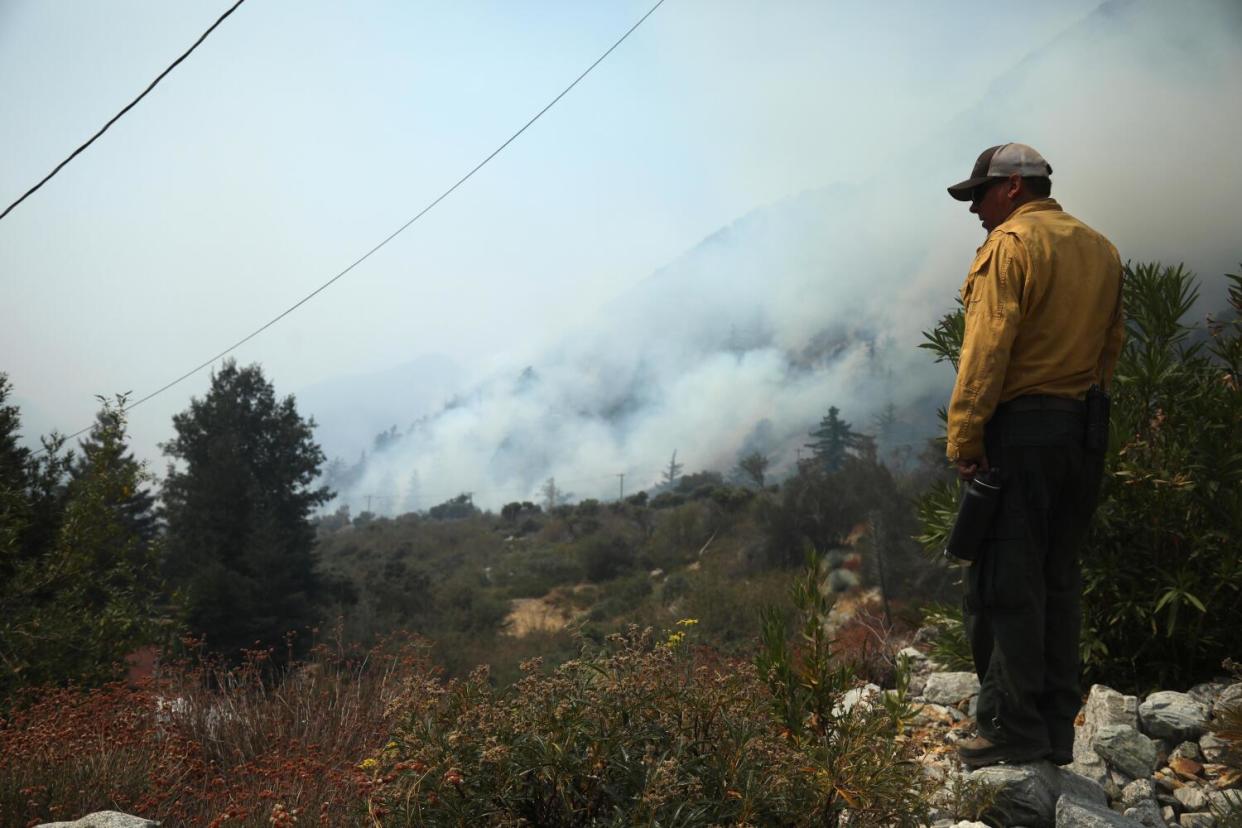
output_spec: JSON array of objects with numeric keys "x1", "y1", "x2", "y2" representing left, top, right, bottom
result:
[{"x1": 1006, "y1": 198, "x2": 1062, "y2": 222}]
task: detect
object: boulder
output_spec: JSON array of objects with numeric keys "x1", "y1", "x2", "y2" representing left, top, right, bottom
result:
[
  {"x1": 1093, "y1": 723, "x2": 1159, "y2": 779},
  {"x1": 36, "y1": 813, "x2": 159, "y2": 828},
  {"x1": 1173, "y1": 784, "x2": 1210, "y2": 811},
  {"x1": 1119, "y1": 778, "x2": 1157, "y2": 810},
  {"x1": 971, "y1": 762, "x2": 1060, "y2": 828},
  {"x1": 1170, "y1": 740, "x2": 1203, "y2": 762},
  {"x1": 924, "y1": 672, "x2": 981, "y2": 705},
  {"x1": 1178, "y1": 814, "x2": 1215, "y2": 828},
  {"x1": 1199, "y1": 732, "x2": 1228, "y2": 763},
  {"x1": 1139, "y1": 691, "x2": 1208, "y2": 742},
  {"x1": 1058, "y1": 768, "x2": 1110, "y2": 809},
  {"x1": 1072, "y1": 685, "x2": 1140, "y2": 796},
  {"x1": 1216, "y1": 682, "x2": 1242, "y2": 709},
  {"x1": 1208, "y1": 788, "x2": 1242, "y2": 810},
  {"x1": 1120, "y1": 800, "x2": 1165, "y2": 828},
  {"x1": 1187, "y1": 679, "x2": 1231, "y2": 707},
  {"x1": 1055, "y1": 795, "x2": 1147, "y2": 827}
]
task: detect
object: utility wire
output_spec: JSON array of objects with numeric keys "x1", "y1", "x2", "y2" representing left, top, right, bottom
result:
[
  {"x1": 41, "y1": 0, "x2": 668, "y2": 453},
  {"x1": 0, "y1": 0, "x2": 247, "y2": 223}
]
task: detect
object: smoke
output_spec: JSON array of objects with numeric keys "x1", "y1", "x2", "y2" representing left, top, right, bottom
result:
[{"x1": 326, "y1": 0, "x2": 1242, "y2": 513}]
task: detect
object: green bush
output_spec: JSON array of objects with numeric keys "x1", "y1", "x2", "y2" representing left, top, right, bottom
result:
[
  {"x1": 916, "y1": 262, "x2": 1242, "y2": 691},
  {"x1": 371, "y1": 560, "x2": 929, "y2": 827},
  {"x1": 578, "y1": 534, "x2": 635, "y2": 582}
]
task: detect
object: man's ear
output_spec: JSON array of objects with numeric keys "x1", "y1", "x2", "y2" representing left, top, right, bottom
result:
[{"x1": 1005, "y1": 173, "x2": 1023, "y2": 201}]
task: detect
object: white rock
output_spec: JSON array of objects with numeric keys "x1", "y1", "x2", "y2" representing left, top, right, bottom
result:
[
  {"x1": 1216, "y1": 682, "x2": 1242, "y2": 708},
  {"x1": 1072, "y1": 684, "x2": 1140, "y2": 795},
  {"x1": 1174, "y1": 785, "x2": 1210, "y2": 811},
  {"x1": 1119, "y1": 778, "x2": 1156, "y2": 809},
  {"x1": 834, "y1": 682, "x2": 880, "y2": 715},
  {"x1": 1208, "y1": 788, "x2": 1242, "y2": 814},
  {"x1": 898, "y1": 645, "x2": 928, "y2": 663},
  {"x1": 951, "y1": 823, "x2": 990, "y2": 828},
  {"x1": 1139, "y1": 691, "x2": 1208, "y2": 741},
  {"x1": 925, "y1": 671, "x2": 980, "y2": 705},
  {"x1": 1200, "y1": 732, "x2": 1227, "y2": 763},
  {"x1": 35, "y1": 813, "x2": 159, "y2": 828}
]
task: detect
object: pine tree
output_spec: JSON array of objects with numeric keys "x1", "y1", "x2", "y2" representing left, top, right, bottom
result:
[
  {"x1": 162, "y1": 360, "x2": 331, "y2": 660},
  {"x1": 805, "y1": 406, "x2": 864, "y2": 472},
  {"x1": 0, "y1": 374, "x2": 31, "y2": 562},
  {"x1": 71, "y1": 405, "x2": 158, "y2": 554},
  {"x1": 1, "y1": 394, "x2": 161, "y2": 699},
  {"x1": 662, "y1": 450, "x2": 684, "y2": 487}
]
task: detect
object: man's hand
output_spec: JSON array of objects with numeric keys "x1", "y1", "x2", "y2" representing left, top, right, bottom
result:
[{"x1": 956, "y1": 456, "x2": 990, "y2": 481}]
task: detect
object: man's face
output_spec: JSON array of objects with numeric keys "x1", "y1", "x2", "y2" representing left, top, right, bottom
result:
[{"x1": 968, "y1": 177, "x2": 1015, "y2": 234}]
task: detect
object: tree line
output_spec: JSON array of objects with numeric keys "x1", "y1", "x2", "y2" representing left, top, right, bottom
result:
[{"x1": 0, "y1": 361, "x2": 333, "y2": 703}]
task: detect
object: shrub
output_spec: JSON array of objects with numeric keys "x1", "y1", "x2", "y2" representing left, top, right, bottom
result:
[
  {"x1": 371, "y1": 615, "x2": 927, "y2": 826},
  {"x1": 918, "y1": 602, "x2": 975, "y2": 672},
  {"x1": 578, "y1": 534, "x2": 634, "y2": 582}
]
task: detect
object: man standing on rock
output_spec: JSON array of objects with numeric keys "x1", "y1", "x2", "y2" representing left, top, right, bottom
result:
[{"x1": 944, "y1": 143, "x2": 1124, "y2": 768}]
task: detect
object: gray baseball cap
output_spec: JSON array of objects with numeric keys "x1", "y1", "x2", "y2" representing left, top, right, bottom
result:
[{"x1": 947, "y1": 143, "x2": 1053, "y2": 201}]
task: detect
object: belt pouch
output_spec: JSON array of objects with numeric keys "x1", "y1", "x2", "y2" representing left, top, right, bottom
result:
[
  {"x1": 945, "y1": 469, "x2": 1002, "y2": 562},
  {"x1": 1085, "y1": 384, "x2": 1110, "y2": 453}
]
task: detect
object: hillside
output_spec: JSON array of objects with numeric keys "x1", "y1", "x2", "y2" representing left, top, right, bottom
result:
[{"x1": 314, "y1": 451, "x2": 953, "y2": 684}]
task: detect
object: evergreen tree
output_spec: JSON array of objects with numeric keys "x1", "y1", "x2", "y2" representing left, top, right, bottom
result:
[
  {"x1": 162, "y1": 360, "x2": 331, "y2": 660},
  {"x1": 0, "y1": 374, "x2": 31, "y2": 563},
  {"x1": 806, "y1": 406, "x2": 871, "y2": 472},
  {"x1": 1, "y1": 394, "x2": 161, "y2": 700},
  {"x1": 0, "y1": 375, "x2": 72, "y2": 574},
  {"x1": 71, "y1": 404, "x2": 158, "y2": 554},
  {"x1": 662, "y1": 450, "x2": 684, "y2": 487}
]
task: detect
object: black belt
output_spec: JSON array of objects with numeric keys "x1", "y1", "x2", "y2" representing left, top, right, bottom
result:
[{"x1": 996, "y1": 394, "x2": 1086, "y2": 415}]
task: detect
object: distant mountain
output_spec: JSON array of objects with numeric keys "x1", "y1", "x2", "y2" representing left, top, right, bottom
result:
[{"x1": 315, "y1": 0, "x2": 1242, "y2": 512}]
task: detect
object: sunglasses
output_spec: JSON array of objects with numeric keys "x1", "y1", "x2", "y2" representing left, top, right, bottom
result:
[{"x1": 971, "y1": 180, "x2": 1001, "y2": 203}]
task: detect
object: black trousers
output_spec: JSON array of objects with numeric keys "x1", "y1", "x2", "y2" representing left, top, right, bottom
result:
[{"x1": 964, "y1": 404, "x2": 1104, "y2": 758}]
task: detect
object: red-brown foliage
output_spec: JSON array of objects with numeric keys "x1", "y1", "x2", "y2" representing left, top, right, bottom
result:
[{"x1": 0, "y1": 633, "x2": 426, "y2": 827}]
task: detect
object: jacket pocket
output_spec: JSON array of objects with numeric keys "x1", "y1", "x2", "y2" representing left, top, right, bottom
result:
[{"x1": 960, "y1": 247, "x2": 994, "y2": 307}]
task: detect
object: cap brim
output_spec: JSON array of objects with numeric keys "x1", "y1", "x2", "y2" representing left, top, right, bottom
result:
[{"x1": 947, "y1": 176, "x2": 991, "y2": 201}]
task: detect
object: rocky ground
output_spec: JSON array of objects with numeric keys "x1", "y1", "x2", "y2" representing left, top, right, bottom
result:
[{"x1": 896, "y1": 646, "x2": 1241, "y2": 828}]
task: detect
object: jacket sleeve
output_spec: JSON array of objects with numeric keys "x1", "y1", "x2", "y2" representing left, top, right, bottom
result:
[
  {"x1": 946, "y1": 234, "x2": 1025, "y2": 462},
  {"x1": 1096, "y1": 259, "x2": 1126, "y2": 389}
]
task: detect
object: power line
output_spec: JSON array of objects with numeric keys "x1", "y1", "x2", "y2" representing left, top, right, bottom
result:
[
  {"x1": 0, "y1": 0, "x2": 247, "y2": 223},
  {"x1": 39, "y1": 0, "x2": 669, "y2": 452}
]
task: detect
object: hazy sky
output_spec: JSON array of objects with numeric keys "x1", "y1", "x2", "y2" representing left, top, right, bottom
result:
[{"x1": 3, "y1": 1, "x2": 1238, "y2": 493}]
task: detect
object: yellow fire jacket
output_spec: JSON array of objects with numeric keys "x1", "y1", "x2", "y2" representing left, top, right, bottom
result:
[{"x1": 946, "y1": 199, "x2": 1124, "y2": 462}]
